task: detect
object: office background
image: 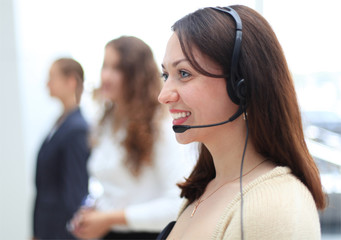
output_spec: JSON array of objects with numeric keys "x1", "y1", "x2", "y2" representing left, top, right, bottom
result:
[{"x1": 1, "y1": 0, "x2": 340, "y2": 239}]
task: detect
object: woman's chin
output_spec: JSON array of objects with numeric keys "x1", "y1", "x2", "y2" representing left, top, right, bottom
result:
[{"x1": 175, "y1": 133, "x2": 194, "y2": 145}]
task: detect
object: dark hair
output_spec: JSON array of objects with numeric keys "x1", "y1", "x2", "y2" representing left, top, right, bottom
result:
[
  {"x1": 54, "y1": 58, "x2": 84, "y2": 103},
  {"x1": 100, "y1": 36, "x2": 162, "y2": 176},
  {"x1": 174, "y1": 5, "x2": 326, "y2": 209}
]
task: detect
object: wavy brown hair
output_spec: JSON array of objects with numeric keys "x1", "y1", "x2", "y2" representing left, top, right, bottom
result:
[
  {"x1": 173, "y1": 5, "x2": 326, "y2": 209},
  {"x1": 97, "y1": 36, "x2": 162, "y2": 176}
]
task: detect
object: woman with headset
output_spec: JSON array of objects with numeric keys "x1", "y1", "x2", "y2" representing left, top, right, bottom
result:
[{"x1": 157, "y1": 5, "x2": 325, "y2": 240}]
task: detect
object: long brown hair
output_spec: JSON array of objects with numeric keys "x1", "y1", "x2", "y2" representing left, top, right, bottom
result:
[
  {"x1": 54, "y1": 58, "x2": 84, "y2": 104},
  {"x1": 174, "y1": 5, "x2": 326, "y2": 209},
  {"x1": 97, "y1": 36, "x2": 162, "y2": 176}
]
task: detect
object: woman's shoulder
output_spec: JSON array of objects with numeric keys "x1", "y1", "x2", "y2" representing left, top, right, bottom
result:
[
  {"x1": 62, "y1": 108, "x2": 89, "y2": 133},
  {"x1": 217, "y1": 167, "x2": 321, "y2": 239},
  {"x1": 242, "y1": 166, "x2": 317, "y2": 212},
  {"x1": 219, "y1": 166, "x2": 318, "y2": 219},
  {"x1": 245, "y1": 166, "x2": 313, "y2": 199},
  {"x1": 241, "y1": 167, "x2": 319, "y2": 238}
]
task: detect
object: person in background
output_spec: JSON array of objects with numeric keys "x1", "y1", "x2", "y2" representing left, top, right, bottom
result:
[
  {"x1": 71, "y1": 36, "x2": 194, "y2": 240},
  {"x1": 33, "y1": 58, "x2": 90, "y2": 240},
  {"x1": 157, "y1": 5, "x2": 326, "y2": 240}
]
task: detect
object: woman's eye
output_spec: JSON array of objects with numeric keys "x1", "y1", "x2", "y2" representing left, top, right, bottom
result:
[
  {"x1": 179, "y1": 70, "x2": 190, "y2": 78},
  {"x1": 161, "y1": 72, "x2": 169, "y2": 81}
]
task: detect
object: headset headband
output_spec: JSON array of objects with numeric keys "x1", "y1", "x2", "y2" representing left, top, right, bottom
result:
[{"x1": 210, "y1": 7, "x2": 244, "y2": 105}]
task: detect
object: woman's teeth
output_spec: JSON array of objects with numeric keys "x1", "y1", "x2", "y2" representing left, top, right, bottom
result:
[{"x1": 171, "y1": 112, "x2": 191, "y2": 120}]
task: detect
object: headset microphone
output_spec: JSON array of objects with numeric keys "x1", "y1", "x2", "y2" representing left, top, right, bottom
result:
[{"x1": 172, "y1": 105, "x2": 243, "y2": 133}]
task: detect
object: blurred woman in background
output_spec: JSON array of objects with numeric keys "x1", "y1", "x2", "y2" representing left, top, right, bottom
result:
[
  {"x1": 71, "y1": 36, "x2": 194, "y2": 240},
  {"x1": 33, "y1": 58, "x2": 90, "y2": 240}
]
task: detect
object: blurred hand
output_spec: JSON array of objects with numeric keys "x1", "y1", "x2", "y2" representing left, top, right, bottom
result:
[{"x1": 71, "y1": 209, "x2": 112, "y2": 239}]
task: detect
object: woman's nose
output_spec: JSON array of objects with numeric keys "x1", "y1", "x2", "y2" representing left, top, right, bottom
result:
[{"x1": 158, "y1": 80, "x2": 179, "y2": 105}]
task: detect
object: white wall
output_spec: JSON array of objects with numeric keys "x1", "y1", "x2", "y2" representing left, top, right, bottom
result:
[
  {"x1": 0, "y1": 0, "x2": 29, "y2": 239},
  {"x1": 262, "y1": 0, "x2": 341, "y2": 114}
]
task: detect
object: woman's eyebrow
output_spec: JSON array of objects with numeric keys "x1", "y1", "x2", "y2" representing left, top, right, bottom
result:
[{"x1": 161, "y1": 58, "x2": 188, "y2": 70}]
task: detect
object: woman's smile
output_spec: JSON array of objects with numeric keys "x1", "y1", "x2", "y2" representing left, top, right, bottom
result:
[{"x1": 170, "y1": 109, "x2": 192, "y2": 125}]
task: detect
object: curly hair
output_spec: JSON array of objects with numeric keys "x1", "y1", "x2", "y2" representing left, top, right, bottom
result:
[{"x1": 96, "y1": 36, "x2": 163, "y2": 176}]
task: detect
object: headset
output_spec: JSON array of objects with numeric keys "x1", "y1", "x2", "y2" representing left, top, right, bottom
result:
[
  {"x1": 211, "y1": 7, "x2": 246, "y2": 106},
  {"x1": 172, "y1": 6, "x2": 247, "y2": 134}
]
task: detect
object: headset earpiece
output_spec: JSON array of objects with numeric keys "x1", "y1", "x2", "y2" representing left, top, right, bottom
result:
[
  {"x1": 226, "y1": 78, "x2": 246, "y2": 106},
  {"x1": 236, "y1": 78, "x2": 246, "y2": 104},
  {"x1": 226, "y1": 77, "x2": 240, "y2": 105}
]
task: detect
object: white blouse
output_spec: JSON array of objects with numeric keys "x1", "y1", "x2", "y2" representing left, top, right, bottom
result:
[{"x1": 88, "y1": 118, "x2": 196, "y2": 232}]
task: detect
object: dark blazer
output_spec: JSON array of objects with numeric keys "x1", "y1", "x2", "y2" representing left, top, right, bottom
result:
[{"x1": 34, "y1": 107, "x2": 90, "y2": 239}]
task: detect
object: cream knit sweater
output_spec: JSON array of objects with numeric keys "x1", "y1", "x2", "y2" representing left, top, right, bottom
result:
[{"x1": 182, "y1": 167, "x2": 321, "y2": 240}]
